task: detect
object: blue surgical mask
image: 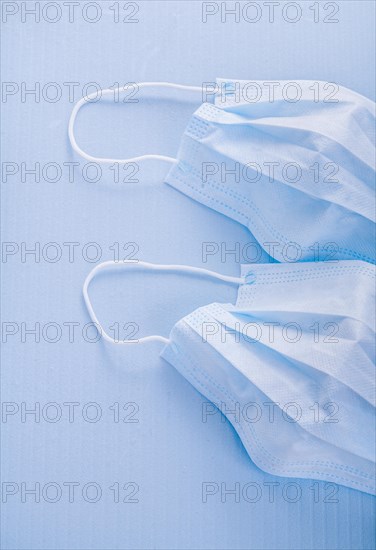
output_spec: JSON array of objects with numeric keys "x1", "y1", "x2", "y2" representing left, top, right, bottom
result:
[
  {"x1": 83, "y1": 259, "x2": 376, "y2": 495},
  {"x1": 69, "y1": 80, "x2": 376, "y2": 264}
]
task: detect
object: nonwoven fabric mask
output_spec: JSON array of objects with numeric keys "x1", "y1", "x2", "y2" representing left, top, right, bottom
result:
[
  {"x1": 69, "y1": 80, "x2": 376, "y2": 264},
  {"x1": 83, "y1": 259, "x2": 376, "y2": 495}
]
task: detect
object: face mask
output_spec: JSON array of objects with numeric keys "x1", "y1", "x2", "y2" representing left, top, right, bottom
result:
[
  {"x1": 69, "y1": 80, "x2": 376, "y2": 264},
  {"x1": 83, "y1": 259, "x2": 376, "y2": 495}
]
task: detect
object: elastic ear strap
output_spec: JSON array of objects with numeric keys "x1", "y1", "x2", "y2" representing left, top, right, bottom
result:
[
  {"x1": 68, "y1": 82, "x2": 203, "y2": 165},
  {"x1": 83, "y1": 260, "x2": 245, "y2": 345}
]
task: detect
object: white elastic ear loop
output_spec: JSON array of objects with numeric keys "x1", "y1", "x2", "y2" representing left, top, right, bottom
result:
[
  {"x1": 83, "y1": 260, "x2": 245, "y2": 345},
  {"x1": 68, "y1": 82, "x2": 203, "y2": 165}
]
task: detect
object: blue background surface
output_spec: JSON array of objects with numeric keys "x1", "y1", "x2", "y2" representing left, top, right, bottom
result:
[{"x1": 1, "y1": 1, "x2": 375, "y2": 548}]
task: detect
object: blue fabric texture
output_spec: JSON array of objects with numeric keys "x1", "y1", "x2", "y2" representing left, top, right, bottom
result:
[{"x1": 166, "y1": 80, "x2": 376, "y2": 263}]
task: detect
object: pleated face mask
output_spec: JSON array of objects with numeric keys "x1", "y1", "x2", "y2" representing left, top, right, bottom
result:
[
  {"x1": 69, "y1": 79, "x2": 376, "y2": 264},
  {"x1": 83, "y1": 260, "x2": 376, "y2": 495}
]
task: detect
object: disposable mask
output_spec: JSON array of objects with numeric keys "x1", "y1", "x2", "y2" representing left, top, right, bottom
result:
[
  {"x1": 69, "y1": 80, "x2": 376, "y2": 264},
  {"x1": 83, "y1": 259, "x2": 376, "y2": 495}
]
